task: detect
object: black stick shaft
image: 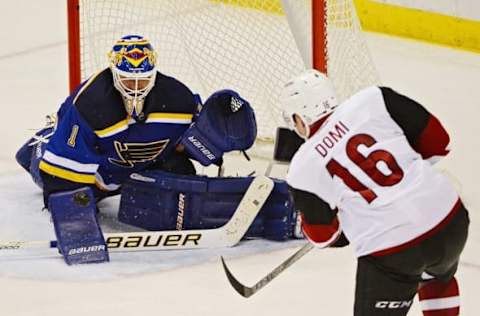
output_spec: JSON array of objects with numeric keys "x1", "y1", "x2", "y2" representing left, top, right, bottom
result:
[{"x1": 221, "y1": 243, "x2": 314, "y2": 298}]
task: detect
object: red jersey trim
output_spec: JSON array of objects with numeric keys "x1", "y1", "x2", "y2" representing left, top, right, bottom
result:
[
  {"x1": 413, "y1": 115, "x2": 450, "y2": 159},
  {"x1": 370, "y1": 198, "x2": 462, "y2": 257},
  {"x1": 303, "y1": 226, "x2": 342, "y2": 249},
  {"x1": 302, "y1": 215, "x2": 341, "y2": 248}
]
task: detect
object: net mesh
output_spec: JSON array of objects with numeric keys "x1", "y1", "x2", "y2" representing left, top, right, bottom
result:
[{"x1": 77, "y1": 0, "x2": 379, "y2": 148}]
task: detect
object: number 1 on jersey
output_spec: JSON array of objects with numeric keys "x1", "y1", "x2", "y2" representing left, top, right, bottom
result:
[{"x1": 326, "y1": 133, "x2": 404, "y2": 203}]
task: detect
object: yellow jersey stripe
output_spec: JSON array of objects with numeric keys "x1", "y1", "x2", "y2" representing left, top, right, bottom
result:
[
  {"x1": 94, "y1": 113, "x2": 192, "y2": 138},
  {"x1": 147, "y1": 113, "x2": 193, "y2": 120},
  {"x1": 39, "y1": 161, "x2": 96, "y2": 184},
  {"x1": 94, "y1": 119, "x2": 129, "y2": 137}
]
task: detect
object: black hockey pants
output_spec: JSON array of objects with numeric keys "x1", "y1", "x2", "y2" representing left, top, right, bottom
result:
[{"x1": 353, "y1": 202, "x2": 469, "y2": 316}]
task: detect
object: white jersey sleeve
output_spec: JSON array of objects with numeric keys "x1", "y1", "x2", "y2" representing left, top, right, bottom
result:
[{"x1": 287, "y1": 86, "x2": 459, "y2": 257}]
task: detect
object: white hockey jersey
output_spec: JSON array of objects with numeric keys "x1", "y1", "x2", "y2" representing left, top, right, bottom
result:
[{"x1": 287, "y1": 86, "x2": 459, "y2": 257}]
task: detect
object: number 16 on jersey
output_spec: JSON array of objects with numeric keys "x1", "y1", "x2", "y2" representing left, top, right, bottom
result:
[{"x1": 326, "y1": 133, "x2": 404, "y2": 203}]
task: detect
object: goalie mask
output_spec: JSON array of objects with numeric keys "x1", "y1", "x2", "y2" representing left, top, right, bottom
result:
[
  {"x1": 109, "y1": 35, "x2": 157, "y2": 118},
  {"x1": 280, "y1": 69, "x2": 338, "y2": 139}
]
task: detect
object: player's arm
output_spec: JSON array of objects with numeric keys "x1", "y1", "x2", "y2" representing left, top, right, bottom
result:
[
  {"x1": 39, "y1": 105, "x2": 102, "y2": 197},
  {"x1": 39, "y1": 105, "x2": 108, "y2": 265},
  {"x1": 289, "y1": 186, "x2": 349, "y2": 248},
  {"x1": 381, "y1": 87, "x2": 450, "y2": 163}
]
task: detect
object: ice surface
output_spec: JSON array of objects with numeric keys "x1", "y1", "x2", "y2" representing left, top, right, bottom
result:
[
  {"x1": 0, "y1": 1, "x2": 479, "y2": 315},
  {"x1": 0, "y1": 170, "x2": 305, "y2": 281}
]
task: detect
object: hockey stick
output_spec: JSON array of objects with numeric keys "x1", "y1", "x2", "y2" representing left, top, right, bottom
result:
[
  {"x1": 221, "y1": 242, "x2": 314, "y2": 298},
  {"x1": 0, "y1": 176, "x2": 274, "y2": 253}
]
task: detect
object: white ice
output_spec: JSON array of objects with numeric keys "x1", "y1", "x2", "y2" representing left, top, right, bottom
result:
[{"x1": 0, "y1": 1, "x2": 479, "y2": 315}]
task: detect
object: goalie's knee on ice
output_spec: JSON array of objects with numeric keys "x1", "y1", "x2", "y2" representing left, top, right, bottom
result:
[
  {"x1": 16, "y1": 126, "x2": 54, "y2": 188},
  {"x1": 119, "y1": 171, "x2": 297, "y2": 241},
  {"x1": 15, "y1": 141, "x2": 32, "y2": 172}
]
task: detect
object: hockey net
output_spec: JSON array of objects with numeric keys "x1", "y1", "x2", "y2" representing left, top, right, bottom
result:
[{"x1": 68, "y1": 0, "x2": 379, "y2": 158}]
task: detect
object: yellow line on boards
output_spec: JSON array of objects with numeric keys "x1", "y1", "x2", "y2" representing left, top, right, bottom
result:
[
  {"x1": 209, "y1": 0, "x2": 480, "y2": 53},
  {"x1": 354, "y1": 0, "x2": 480, "y2": 53}
]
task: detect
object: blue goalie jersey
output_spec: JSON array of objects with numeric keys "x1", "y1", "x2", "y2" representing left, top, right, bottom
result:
[{"x1": 39, "y1": 69, "x2": 198, "y2": 193}]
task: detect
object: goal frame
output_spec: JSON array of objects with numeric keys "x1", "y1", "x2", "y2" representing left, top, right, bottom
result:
[{"x1": 66, "y1": 0, "x2": 328, "y2": 93}]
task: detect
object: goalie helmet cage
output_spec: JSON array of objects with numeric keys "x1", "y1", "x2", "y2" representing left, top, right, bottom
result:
[{"x1": 67, "y1": 0, "x2": 379, "y2": 153}]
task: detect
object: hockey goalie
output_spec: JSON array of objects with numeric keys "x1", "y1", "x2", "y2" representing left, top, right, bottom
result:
[{"x1": 15, "y1": 35, "x2": 300, "y2": 265}]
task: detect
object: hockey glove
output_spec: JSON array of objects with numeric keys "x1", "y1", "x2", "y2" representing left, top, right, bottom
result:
[{"x1": 180, "y1": 89, "x2": 257, "y2": 166}]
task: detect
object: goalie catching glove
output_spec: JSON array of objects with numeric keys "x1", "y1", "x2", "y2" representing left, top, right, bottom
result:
[{"x1": 180, "y1": 89, "x2": 257, "y2": 166}]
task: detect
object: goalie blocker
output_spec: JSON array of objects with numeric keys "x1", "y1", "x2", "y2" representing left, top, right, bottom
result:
[
  {"x1": 49, "y1": 187, "x2": 109, "y2": 265},
  {"x1": 119, "y1": 170, "x2": 300, "y2": 241}
]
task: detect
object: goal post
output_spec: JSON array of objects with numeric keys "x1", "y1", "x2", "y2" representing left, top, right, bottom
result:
[
  {"x1": 312, "y1": 0, "x2": 327, "y2": 74},
  {"x1": 67, "y1": 0, "x2": 378, "y2": 145},
  {"x1": 67, "y1": 0, "x2": 81, "y2": 93}
]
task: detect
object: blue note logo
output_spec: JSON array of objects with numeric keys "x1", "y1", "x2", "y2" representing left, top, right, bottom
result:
[{"x1": 109, "y1": 139, "x2": 169, "y2": 168}]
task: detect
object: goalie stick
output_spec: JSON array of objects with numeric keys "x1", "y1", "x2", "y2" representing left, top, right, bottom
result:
[
  {"x1": 0, "y1": 176, "x2": 274, "y2": 253},
  {"x1": 221, "y1": 242, "x2": 314, "y2": 298}
]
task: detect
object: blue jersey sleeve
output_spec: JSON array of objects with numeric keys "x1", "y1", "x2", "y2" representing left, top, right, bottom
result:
[{"x1": 40, "y1": 104, "x2": 102, "y2": 186}]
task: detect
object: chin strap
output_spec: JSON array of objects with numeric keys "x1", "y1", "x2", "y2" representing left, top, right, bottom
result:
[{"x1": 122, "y1": 96, "x2": 145, "y2": 119}]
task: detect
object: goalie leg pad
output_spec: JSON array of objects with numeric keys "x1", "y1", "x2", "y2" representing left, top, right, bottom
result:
[
  {"x1": 15, "y1": 140, "x2": 33, "y2": 172},
  {"x1": 119, "y1": 172, "x2": 208, "y2": 231},
  {"x1": 207, "y1": 177, "x2": 296, "y2": 240},
  {"x1": 15, "y1": 126, "x2": 53, "y2": 188},
  {"x1": 49, "y1": 187, "x2": 109, "y2": 265},
  {"x1": 119, "y1": 171, "x2": 296, "y2": 240}
]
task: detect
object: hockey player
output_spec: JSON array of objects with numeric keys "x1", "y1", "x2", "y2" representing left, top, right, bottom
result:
[
  {"x1": 15, "y1": 35, "x2": 298, "y2": 265},
  {"x1": 281, "y1": 69, "x2": 469, "y2": 316}
]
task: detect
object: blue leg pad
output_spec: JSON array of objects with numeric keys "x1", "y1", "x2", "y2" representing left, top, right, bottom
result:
[
  {"x1": 15, "y1": 126, "x2": 54, "y2": 187},
  {"x1": 49, "y1": 187, "x2": 109, "y2": 265},
  {"x1": 119, "y1": 171, "x2": 296, "y2": 241},
  {"x1": 15, "y1": 141, "x2": 33, "y2": 172}
]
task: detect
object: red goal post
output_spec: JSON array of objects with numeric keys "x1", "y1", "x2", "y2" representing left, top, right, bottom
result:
[{"x1": 67, "y1": 0, "x2": 378, "y2": 145}]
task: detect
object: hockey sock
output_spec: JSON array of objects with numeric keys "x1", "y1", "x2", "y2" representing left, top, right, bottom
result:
[{"x1": 418, "y1": 277, "x2": 460, "y2": 316}]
